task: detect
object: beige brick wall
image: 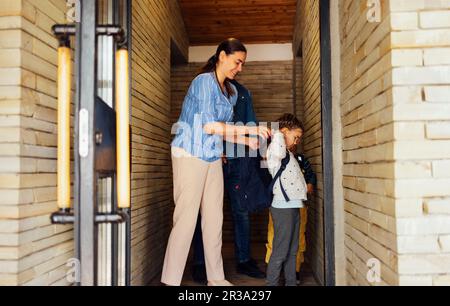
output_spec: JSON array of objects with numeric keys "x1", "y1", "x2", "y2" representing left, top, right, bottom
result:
[
  {"x1": 338, "y1": 0, "x2": 397, "y2": 286},
  {"x1": 0, "y1": 0, "x2": 73, "y2": 286},
  {"x1": 171, "y1": 61, "x2": 294, "y2": 247},
  {"x1": 294, "y1": 57, "x2": 304, "y2": 123},
  {"x1": 0, "y1": 0, "x2": 22, "y2": 286},
  {"x1": 294, "y1": 0, "x2": 325, "y2": 285},
  {"x1": 389, "y1": 0, "x2": 450, "y2": 286},
  {"x1": 130, "y1": 0, "x2": 188, "y2": 285},
  {"x1": 238, "y1": 61, "x2": 294, "y2": 123},
  {"x1": 0, "y1": 0, "x2": 189, "y2": 287},
  {"x1": 337, "y1": 0, "x2": 450, "y2": 286}
]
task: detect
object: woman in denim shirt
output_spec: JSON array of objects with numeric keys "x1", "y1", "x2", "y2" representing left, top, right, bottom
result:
[{"x1": 161, "y1": 39, "x2": 271, "y2": 286}]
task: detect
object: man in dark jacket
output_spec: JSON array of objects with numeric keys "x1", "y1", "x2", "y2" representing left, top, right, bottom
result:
[{"x1": 191, "y1": 79, "x2": 265, "y2": 284}]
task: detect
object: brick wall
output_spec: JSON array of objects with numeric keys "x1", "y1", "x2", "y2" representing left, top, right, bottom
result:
[
  {"x1": 294, "y1": 57, "x2": 304, "y2": 123},
  {"x1": 0, "y1": 0, "x2": 23, "y2": 286},
  {"x1": 338, "y1": 0, "x2": 397, "y2": 286},
  {"x1": 337, "y1": 0, "x2": 450, "y2": 286},
  {"x1": 130, "y1": 0, "x2": 188, "y2": 285},
  {"x1": 0, "y1": 0, "x2": 73, "y2": 286},
  {"x1": 294, "y1": 0, "x2": 325, "y2": 285},
  {"x1": 171, "y1": 61, "x2": 294, "y2": 248},
  {"x1": 389, "y1": 0, "x2": 450, "y2": 286},
  {"x1": 297, "y1": 0, "x2": 450, "y2": 287},
  {"x1": 238, "y1": 61, "x2": 294, "y2": 123}
]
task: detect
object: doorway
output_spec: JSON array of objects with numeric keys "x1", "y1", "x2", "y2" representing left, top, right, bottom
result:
[
  {"x1": 165, "y1": 0, "x2": 335, "y2": 286},
  {"x1": 56, "y1": 0, "x2": 335, "y2": 286}
]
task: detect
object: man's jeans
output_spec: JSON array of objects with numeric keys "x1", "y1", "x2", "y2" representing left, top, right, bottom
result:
[{"x1": 193, "y1": 159, "x2": 251, "y2": 265}]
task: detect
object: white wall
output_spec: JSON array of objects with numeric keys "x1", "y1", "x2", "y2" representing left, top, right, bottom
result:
[{"x1": 189, "y1": 43, "x2": 293, "y2": 63}]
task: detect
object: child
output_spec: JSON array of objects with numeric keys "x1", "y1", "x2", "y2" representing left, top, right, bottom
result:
[
  {"x1": 265, "y1": 114, "x2": 309, "y2": 286},
  {"x1": 265, "y1": 117, "x2": 317, "y2": 283}
]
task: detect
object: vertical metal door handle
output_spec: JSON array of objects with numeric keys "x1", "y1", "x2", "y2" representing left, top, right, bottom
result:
[
  {"x1": 116, "y1": 48, "x2": 130, "y2": 209},
  {"x1": 57, "y1": 46, "x2": 72, "y2": 211}
]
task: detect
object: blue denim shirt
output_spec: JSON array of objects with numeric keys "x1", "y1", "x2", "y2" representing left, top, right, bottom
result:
[{"x1": 172, "y1": 72, "x2": 237, "y2": 162}]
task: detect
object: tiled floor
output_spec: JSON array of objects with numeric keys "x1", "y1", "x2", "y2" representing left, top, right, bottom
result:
[{"x1": 151, "y1": 242, "x2": 319, "y2": 286}]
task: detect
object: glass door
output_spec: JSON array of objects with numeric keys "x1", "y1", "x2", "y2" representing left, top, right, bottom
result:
[{"x1": 51, "y1": 0, "x2": 132, "y2": 286}]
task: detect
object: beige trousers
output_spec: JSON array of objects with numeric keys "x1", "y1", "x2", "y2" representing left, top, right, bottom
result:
[{"x1": 161, "y1": 147, "x2": 225, "y2": 286}]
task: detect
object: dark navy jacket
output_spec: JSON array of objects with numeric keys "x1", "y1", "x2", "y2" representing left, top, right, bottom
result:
[
  {"x1": 223, "y1": 80, "x2": 317, "y2": 212},
  {"x1": 295, "y1": 154, "x2": 317, "y2": 186},
  {"x1": 224, "y1": 80, "x2": 257, "y2": 159},
  {"x1": 230, "y1": 80, "x2": 257, "y2": 125}
]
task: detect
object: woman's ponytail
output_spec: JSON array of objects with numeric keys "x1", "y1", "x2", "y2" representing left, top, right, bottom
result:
[{"x1": 198, "y1": 54, "x2": 218, "y2": 76}]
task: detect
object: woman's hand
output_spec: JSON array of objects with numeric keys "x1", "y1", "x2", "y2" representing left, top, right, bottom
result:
[
  {"x1": 222, "y1": 155, "x2": 228, "y2": 164},
  {"x1": 248, "y1": 126, "x2": 272, "y2": 139},
  {"x1": 247, "y1": 137, "x2": 260, "y2": 151},
  {"x1": 206, "y1": 123, "x2": 272, "y2": 140}
]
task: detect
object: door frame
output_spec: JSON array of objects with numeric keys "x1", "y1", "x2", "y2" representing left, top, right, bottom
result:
[
  {"x1": 74, "y1": 0, "x2": 97, "y2": 286},
  {"x1": 319, "y1": 0, "x2": 336, "y2": 287},
  {"x1": 125, "y1": 0, "x2": 132, "y2": 286}
]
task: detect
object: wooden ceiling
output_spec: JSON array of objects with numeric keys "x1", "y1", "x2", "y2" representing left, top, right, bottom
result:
[{"x1": 178, "y1": 0, "x2": 298, "y2": 46}]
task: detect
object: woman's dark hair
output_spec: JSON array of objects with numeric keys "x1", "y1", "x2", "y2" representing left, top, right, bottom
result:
[
  {"x1": 277, "y1": 113, "x2": 304, "y2": 131},
  {"x1": 198, "y1": 38, "x2": 247, "y2": 97}
]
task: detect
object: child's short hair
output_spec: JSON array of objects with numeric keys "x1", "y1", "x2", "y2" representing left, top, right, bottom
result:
[{"x1": 276, "y1": 113, "x2": 304, "y2": 131}]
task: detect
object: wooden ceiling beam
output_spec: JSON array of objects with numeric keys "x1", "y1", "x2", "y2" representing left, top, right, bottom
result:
[{"x1": 178, "y1": 0, "x2": 297, "y2": 45}]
